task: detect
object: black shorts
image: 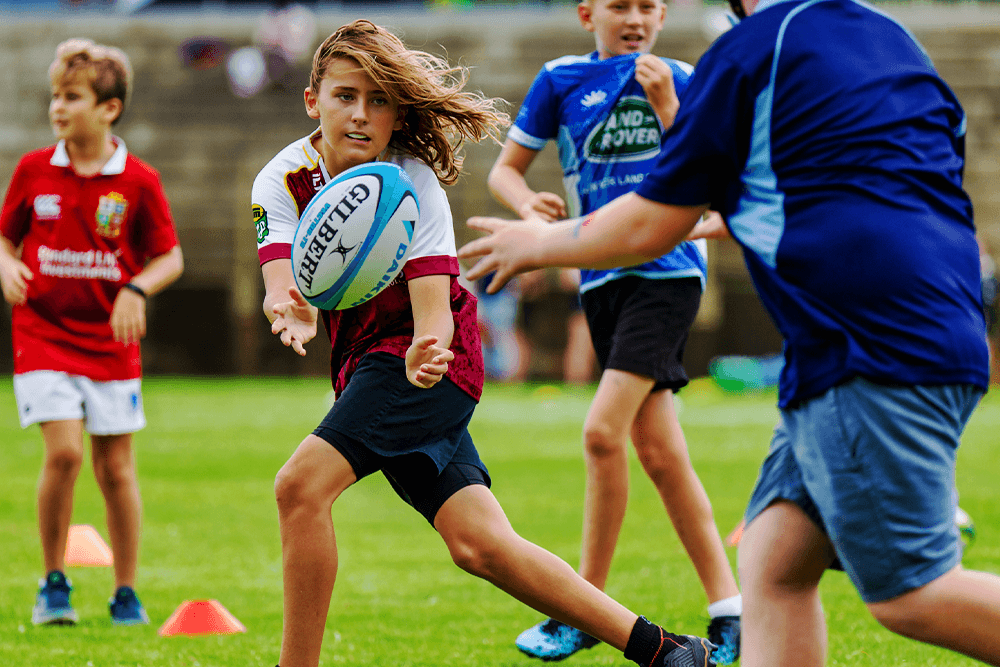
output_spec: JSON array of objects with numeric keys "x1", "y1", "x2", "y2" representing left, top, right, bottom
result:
[
  {"x1": 581, "y1": 276, "x2": 702, "y2": 392},
  {"x1": 313, "y1": 352, "x2": 491, "y2": 525}
]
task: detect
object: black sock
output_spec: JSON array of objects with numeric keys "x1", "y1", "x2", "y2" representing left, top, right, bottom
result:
[{"x1": 624, "y1": 616, "x2": 688, "y2": 666}]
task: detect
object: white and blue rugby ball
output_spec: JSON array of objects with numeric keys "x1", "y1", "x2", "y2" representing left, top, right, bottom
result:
[{"x1": 292, "y1": 162, "x2": 419, "y2": 310}]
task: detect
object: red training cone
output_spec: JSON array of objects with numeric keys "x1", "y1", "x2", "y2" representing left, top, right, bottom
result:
[
  {"x1": 725, "y1": 519, "x2": 745, "y2": 547},
  {"x1": 158, "y1": 599, "x2": 247, "y2": 637},
  {"x1": 65, "y1": 524, "x2": 114, "y2": 567}
]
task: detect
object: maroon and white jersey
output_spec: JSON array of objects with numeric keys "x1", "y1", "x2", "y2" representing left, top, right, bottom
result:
[
  {"x1": 0, "y1": 140, "x2": 179, "y2": 381},
  {"x1": 252, "y1": 130, "x2": 484, "y2": 400}
]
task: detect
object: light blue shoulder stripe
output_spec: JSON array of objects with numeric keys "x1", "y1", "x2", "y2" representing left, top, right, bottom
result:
[
  {"x1": 544, "y1": 54, "x2": 592, "y2": 72},
  {"x1": 729, "y1": 0, "x2": 828, "y2": 269}
]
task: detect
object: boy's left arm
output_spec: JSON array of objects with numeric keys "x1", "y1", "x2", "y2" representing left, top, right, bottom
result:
[
  {"x1": 406, "y1": 273, "x2": 456, "y2": 389},
  {"x1": 109, "y1": 244, "x2": 184, "y2": 345},
  {"x1": 635, "y1": 54, "x2": 680, "y2": 130}
]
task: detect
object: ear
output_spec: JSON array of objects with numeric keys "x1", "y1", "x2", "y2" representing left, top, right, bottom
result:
[
  {"x1": 101, "y1": 98, "x2": 123, "y2": 125},
  {"x1": 304, "y1": 86, "x2": 320, "y2": 120},
  {"x1": 393, "y1": 106, "x2": 407, "y2": 132},
  {"x1": 578, "y1": 2, "x2": 596, "y2": 32}
]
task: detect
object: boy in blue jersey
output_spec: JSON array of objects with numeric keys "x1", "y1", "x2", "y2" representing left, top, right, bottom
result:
[
  {"x1": 488, "y1": 1, "x2": 741, "y2": 663},
  {"x1": 462, "y1": 0, "x2": 1000, "y2": 663}
]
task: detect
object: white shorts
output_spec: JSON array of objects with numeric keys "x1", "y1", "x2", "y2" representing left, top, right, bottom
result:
[{"x1": 12, "y1": 371, "x2": 146, "y2": 435}]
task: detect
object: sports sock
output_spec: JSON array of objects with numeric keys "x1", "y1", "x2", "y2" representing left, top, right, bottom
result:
[
  {"x1": 708, "y1": 593, "x2": 742, "y2": 618},
  {"x1": 624, "y1": 616, "x2": 688, "y2": 665}
]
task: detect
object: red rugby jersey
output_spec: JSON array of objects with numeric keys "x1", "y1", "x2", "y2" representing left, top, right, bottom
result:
[
  {"x1": 252, "y1": 131, "x2": 484, "y2": 401},
  {"x1": 0, "y1": 140, "x2": 179, "y2": 380}
]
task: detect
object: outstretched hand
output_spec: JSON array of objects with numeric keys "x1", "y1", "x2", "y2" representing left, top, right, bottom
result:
[
  {"x1": 271, "y1": 286, "x2": 318, "y2": 356},
  {"x1": 406, "y1": 335, "x2": 455, "y2": 388},
  {"x1": 459, "y1": 216, "x2": 548, "y2": 294}
]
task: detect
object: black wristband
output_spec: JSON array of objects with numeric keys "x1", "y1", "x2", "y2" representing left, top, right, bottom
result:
[{"x1": 122, "y1": 282, "x2": 147, "y2": 299}]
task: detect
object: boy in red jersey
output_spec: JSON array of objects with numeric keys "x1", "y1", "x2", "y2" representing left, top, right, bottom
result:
[{"x1": 0, "y1": 39, "x2": 183, "y2": 627}]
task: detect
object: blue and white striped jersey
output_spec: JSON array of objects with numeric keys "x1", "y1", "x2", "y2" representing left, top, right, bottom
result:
[{"x1": 510, "y1": 51, "x2": 707, "y2": 293}]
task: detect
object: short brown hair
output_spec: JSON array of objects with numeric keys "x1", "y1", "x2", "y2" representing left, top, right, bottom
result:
[
  {"x1": 49, "y1": 38, "x2": 132, "y2": 126},
  {"x1": 310, "y1": 20, "x2": 509, "y2": 186}
]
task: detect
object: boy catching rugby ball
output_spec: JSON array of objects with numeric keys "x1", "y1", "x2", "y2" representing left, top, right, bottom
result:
[{"x1": 252, "y1": 19, "x2": 717, "y2": 667}]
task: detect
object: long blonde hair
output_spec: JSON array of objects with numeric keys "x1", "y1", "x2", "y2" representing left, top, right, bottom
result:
[
  {"x1": 49, "y1": 38, "x2": 132, "y2": 126},
  {"x1": 310, "y1": 20, "x2": 509, "y2": 185}
]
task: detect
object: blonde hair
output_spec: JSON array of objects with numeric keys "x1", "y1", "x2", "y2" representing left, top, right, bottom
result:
[
  {"x1": 49, "y1": 38, "x2": 133, "y2": 126},
  {"x1": 310, "y1": 20, "x2": 509, "y2": 186}
]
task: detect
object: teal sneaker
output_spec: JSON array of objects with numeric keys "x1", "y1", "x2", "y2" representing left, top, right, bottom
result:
[
  {"x1": 707, "y1": 616, "x2": 740, "y2": 665},
  {"x1": 109, "y1": 586, "x2": 150, "y2": 626},
  {"x1": 32, "y1": 571, "x2": 79, "y2": 626},
  {"x1": 515, "y1": 618, "x2": 600, "y2": 661}
]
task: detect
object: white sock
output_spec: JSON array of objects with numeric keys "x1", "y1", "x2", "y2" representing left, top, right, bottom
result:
[{"x1": 708, "y1": 594, "x2": 742, "y2": 618}]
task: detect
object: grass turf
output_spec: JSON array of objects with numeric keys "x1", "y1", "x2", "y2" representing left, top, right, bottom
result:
[{"x1": 0, "y1": 376, "x2": 996, "y2": 666}]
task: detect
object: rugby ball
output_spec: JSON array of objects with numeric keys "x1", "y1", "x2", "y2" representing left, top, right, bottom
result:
[{"x1": 292, "y1": 162, "x2": 419, "y2": 309}]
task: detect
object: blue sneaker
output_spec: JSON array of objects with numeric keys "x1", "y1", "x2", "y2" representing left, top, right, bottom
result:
[
  {"x1": 515, "y1": 618, "x2": 600, "y2": 661},
  {"x1": 32, "y1": 571, "x2": 79, "y2": 626},
  {"x1": 109, "y1": 586, "x2": 150, "y2": 626},
  {"x1": 707, "y1": 616, "x2": 740, "y2": 665}
]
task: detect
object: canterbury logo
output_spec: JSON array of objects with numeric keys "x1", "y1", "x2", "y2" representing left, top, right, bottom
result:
[{"x1": 33, "y1": 195, "x2": 61, "y2": 220}]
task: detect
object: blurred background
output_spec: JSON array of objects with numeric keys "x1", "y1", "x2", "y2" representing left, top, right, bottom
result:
[{"x1": 1, "y1": 0, "x2": 999, "y2": 382}]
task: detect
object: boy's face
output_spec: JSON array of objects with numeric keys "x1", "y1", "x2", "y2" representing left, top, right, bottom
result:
[
  {"x1": 579, "y1": 0, "x2": 666, "y2": 60},
  {"x1": 304, "y1": 58, "x2": 406, "y2": 177},
  {"x1": 49, "y1": 76, "x2": 119, "y2": 142}
]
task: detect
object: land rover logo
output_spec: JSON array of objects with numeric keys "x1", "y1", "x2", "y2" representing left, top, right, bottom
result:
[{"x1": 583, "y1": 96, "x2": 661, "y2": 163}]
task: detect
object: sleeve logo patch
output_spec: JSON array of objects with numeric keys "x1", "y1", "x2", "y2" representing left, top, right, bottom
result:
[{"x1": 253, "y1": 204, "x2": 269, "y2": 243}]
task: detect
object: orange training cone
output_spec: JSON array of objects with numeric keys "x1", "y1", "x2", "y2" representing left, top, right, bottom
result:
[
  {"x1": 64, "y1": 524, "x2": 114, "y2": 567},
  {"x1": 725, "y1": 519, "x2": 745, "y2": 547},
  {"x1": 158, "y1": 599, "x2": 247, "y2": 637}
]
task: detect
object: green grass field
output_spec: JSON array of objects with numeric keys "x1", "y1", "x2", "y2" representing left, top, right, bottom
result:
[{"x1": 1, "y1": 376, "x2": 997, "y2": 666}]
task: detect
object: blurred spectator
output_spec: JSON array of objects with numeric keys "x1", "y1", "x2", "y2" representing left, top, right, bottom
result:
[
  {"x1": 516, "y1": 268, "x2": 596, "y2": 384},
  {"x1": 474, "y1": 272, "x2": 522, "y2": 382}
]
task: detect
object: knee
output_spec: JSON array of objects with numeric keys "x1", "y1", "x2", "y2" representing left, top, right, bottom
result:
[
  {"x1": 582, "y1": 420, "x2": 625, "y2": 461},
  {"x1": 46, "y1": 447, "x2": 83, "y2": 476},
  {"x1": 274, "y1": 464, "x2": 313, "y2": 516},
  {"x1": 633, "y1": 438, "x2": 688, "y2": 485},
  {"x1": 446, "y1": 529, "x2": 506, "y2": 579},
  {"x1": 93, "y1": 456, "x2": 133, "y2": 491}
]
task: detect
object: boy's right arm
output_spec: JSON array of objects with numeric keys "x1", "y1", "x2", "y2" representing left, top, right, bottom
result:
[
  {"x1": 488, "y1": 139, "x2": 567, "y2": 222},
  {"x1": 0, "y1": 235, "x2": 32, "y2": 306}
]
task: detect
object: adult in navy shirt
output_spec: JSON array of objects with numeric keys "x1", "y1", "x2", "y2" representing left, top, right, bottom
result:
[{"x1": 461, "y1": 0, "x2": 1000, "y2": 664}]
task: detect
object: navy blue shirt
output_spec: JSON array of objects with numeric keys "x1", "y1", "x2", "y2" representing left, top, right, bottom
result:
[
  {"x1": 636, "y1": 0, "x2": 988, "y2": 406},
  {"x1": 510, "y1": 52, "x2": 707, "y2": 293}
]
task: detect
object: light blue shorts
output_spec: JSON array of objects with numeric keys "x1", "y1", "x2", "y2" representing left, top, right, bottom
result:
[{"x1": 744, "y1": 377, "x2": 981, "y2": 603}]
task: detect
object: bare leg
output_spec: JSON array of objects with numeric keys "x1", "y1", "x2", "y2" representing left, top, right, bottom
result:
[
  {"x1": 632, "y1": 389, "x2": 739, "y2": 604},
  {"x1": 91, "y1": 433, "x2": 141, "y2": 589},
  {"x1": 578, "y1": 369, "x2": 652, "y2": 590},
  {"x1": 38, "y1": 420, "x2": 85, "y2": 574},
  {"x1": 868, "y1": 566, "x2": 1000, "y2": 665},
  {"x1": 275, "y1": 436, "x2": 357, "y2": 667},
  {"x1": 738, "y1": 501, "x2": 834, "y2": 667},
  {"x1": 435, "y1": 484, "x2": 638, "y2": 651},
  {"x1": 562, "y1": 311, "x2": 596, "y2": 385}
]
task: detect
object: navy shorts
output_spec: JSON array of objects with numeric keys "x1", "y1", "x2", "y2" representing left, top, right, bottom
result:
[
  {"x1": 581, "y1": 276, "x2": 702, "y2": 392},
  {"x1": 313, "y1": 353, "x2": 491, "y2": 525},
  {"x1": 744, "y1": 377, "x2": 982, "y2": 603}
]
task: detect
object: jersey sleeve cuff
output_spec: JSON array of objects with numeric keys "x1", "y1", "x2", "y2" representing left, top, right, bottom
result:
[
  {"x1": 259, "y1": 243, "x2": 292, "y2": 266},
  {"x1": 403, "y1": 255, "x2": 459, "y2": 280},
  {"x1": 507, "y1": 126, "x2": 548, "y2": 151}
]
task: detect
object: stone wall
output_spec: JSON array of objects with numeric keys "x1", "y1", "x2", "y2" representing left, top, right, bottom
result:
[{"x1": 1, "y1": 5, "x2": 999, "y2": 376}]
